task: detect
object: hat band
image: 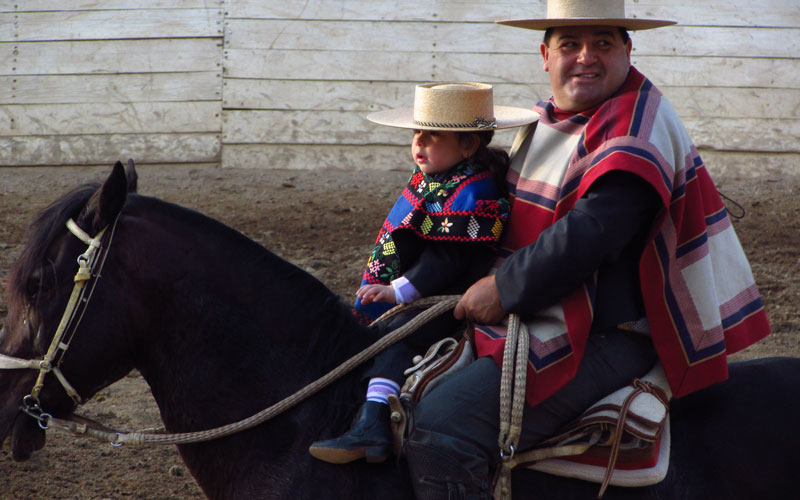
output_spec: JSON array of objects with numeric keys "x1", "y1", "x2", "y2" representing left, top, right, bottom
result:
[{"x1": 413, "y1": 116, "x2": 497, "y2": 129}]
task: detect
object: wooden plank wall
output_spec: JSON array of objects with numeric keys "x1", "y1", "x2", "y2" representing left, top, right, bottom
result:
[
  {"x1": 0, "y1": 0, "x2": 224, "y2": 166},
  {"x1": 1, "y1": 0, "x2": 798, "y2": 173},
  {"x1": 221, "y1": 0, "x2": 800, "y2": 175}
]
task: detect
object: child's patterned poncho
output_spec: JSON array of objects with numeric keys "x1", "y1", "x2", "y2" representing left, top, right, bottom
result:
[{"x1": 355, "y1": 161, "x2": 509, "y2": 321}]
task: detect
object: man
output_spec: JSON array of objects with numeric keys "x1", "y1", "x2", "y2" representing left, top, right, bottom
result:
[{"x1": 403, "y1": 1, "x2": 771, "y2": 498}]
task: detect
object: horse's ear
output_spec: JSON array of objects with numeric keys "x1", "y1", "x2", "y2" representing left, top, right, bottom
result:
[
  {"x1": 125, "y1": 158, "x2": 138, "y2": 193},
  {"x1": 77, "y1": 161, "x2": 129, "y2": 234}
]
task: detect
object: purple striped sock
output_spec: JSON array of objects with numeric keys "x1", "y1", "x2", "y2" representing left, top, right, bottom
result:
[{"x1": 365, "y1": 377, "x2": 400, "y2": 405}]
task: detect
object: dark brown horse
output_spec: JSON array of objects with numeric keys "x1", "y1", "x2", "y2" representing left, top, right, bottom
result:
[{"x1": 1, "y1": 162, "x2": 798, "y2": 499}]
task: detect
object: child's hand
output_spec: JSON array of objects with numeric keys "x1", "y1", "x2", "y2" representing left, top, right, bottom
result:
[{"x1": 357, "y1": 284, "x2": 396, "y2": 305}]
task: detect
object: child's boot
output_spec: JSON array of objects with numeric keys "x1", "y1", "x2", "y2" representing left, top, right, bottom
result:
[{"x1": 308, "y1": 401, "x2": 392, "y2": 464}]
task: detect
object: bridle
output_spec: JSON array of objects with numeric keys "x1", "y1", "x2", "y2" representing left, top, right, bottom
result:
[
  {"x1": 0, "y1": 216, "x2": 118, "y2": 429},
  {"x1": 0, "y1": 211, "x2": 459, "y2": 447}
]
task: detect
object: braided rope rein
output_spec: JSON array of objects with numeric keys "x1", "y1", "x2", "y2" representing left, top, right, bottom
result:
[
  {"x1": 494, "y1": 313, "x2": 529, "y2": 500},
  {"x1": 46, "y1": 295, "x2": 461, "y2": 446}
]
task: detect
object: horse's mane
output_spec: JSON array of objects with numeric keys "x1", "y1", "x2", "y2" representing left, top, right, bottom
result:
[{"x1": 6, "y1": 183, "x2": 100, "y2": 326}]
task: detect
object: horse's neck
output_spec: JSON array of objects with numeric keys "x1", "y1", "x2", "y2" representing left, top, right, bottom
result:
[
  {"x1": 147, "y1": 266, "x2": 390, "y2": 497},
  {"x1": 130, "y1": 205, "x2": 374, "y2": 433}
]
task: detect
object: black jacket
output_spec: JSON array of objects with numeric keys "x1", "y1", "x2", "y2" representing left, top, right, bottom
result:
[{"x1": 495, "y1": 171, "x2": 662, "y2": 330}]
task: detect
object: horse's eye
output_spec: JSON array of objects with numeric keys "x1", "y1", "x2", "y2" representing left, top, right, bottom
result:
[
  {"x1": 26, "y1": 270, "x2": 42, "y2": 300},
  {"x1": 26, "y1": 264, "x2": 56, "y2": 302}
]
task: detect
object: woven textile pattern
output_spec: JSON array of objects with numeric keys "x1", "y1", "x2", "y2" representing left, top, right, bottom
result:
[
  {"x1": 475, "y1": 68, "x2": 770, "y2": 406},
  {"x1": 355, "y1": 161, "x2": 509, "y2": 320}
]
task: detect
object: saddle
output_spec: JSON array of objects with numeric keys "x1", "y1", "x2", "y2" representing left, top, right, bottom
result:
[
  {"x1": 387, "y1": 335, "x2": 474, "y2": 457},
  {"x1": 389, "y1": 335, "x2": 672, "y2": 498},
  {"x1": 520, "y1": 363, "x2": 671, "y2": 497}
]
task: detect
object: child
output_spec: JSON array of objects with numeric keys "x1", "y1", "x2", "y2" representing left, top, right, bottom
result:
[{"x1": 309, "y1": 82, "x2": 538, "y2": 464}]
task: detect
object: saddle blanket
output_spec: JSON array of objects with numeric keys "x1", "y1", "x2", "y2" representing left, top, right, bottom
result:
[
  {"x1": 528, "y1": 419, "x2": 670, "y2": 487},
  {"x1": 523, "y1": 363, "x2": 672, "y2": 489}
]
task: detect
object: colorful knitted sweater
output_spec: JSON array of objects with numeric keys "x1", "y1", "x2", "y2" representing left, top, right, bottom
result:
[
  {"x1": 474, "y1": 68, "x2": 770, "y2": 405},
  {"x1": 355, "y1": 161, "x2": 509, "y2": 320}
]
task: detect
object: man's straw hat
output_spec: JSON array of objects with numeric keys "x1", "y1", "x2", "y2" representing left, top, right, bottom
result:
[
  {"x1": 497, "y1": 0, "x2": 676, "y2": 31},
  {"x1": 367, "y1": 82, "x2": 539, "y2": 132}
]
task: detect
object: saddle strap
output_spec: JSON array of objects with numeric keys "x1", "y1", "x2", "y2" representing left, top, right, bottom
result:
[
  {"x1": 597, "y1": 379, "x2": 668, "y2": 498},
  {"x1": 498, "y1": 376, "x2": 669, "y2": 499},
  {"x1": 390, "y1": 335, "x2": 474, "y2": 458},
  {"x1": 506, "y1": 377, "x2": 668, "y2": 499},
  {"x1": 387, "y1": 394, "x2": 406, "y2": 458},
  {"x1": 405, "y1": 336, "x2": 472, "y2": 404}
]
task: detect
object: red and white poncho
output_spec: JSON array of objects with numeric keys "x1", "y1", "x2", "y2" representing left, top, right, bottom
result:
[{"x1": 475, "y1": 67, "x2": 770, "y2": 406}]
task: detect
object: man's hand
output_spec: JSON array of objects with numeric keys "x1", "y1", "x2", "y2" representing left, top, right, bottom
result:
[
  {"x1": 356, "y1": 284, "x2": 396, "y2": 305},
  {"x1": 454, "y1": 275, "x2": 506, "y2": 324}
]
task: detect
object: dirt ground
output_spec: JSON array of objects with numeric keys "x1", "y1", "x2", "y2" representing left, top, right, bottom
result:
[{"x1": 0, "y1": 163, "x2": 798, "y2": 500}]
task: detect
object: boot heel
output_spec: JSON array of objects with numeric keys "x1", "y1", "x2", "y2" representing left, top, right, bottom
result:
[{"x1": 365, "y1": 445, "x2": 391, "y2": 463}]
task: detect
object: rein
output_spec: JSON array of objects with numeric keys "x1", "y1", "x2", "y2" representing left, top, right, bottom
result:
[
  {"x1": 494, "y1": 313, "x2": 529, "y2": 500},
  {"x1": 2, "y1": 215, "x2": 460, "y2": 445},
  {"x1": 0, "y1": 216, "x2": 119, "y2": 427},
  {"x1": 49, "y1": 296, "x2": 460, "y2": 446}
]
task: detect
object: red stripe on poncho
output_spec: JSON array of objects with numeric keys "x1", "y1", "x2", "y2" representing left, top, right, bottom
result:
[{"x1": 475, "y1": 68, "x2": 770, "y2": 406}]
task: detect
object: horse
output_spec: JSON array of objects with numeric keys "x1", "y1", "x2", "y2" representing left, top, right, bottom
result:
[{"x1": 0, "y1": 162, "x2": 798, "y2": 500}]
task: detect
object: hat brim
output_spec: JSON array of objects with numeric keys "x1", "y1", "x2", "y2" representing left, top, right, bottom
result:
[
  {"x1": 367, "y1": 105, "x2": 539, "y2": 131},
  {"x1": 496, "y1": 18, "x2": 676, "y2": 31}
]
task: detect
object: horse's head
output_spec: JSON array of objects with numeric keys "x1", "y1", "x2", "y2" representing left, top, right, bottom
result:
[{"x1": 0, "y1": 160, "x2": 138, "y2": 461}]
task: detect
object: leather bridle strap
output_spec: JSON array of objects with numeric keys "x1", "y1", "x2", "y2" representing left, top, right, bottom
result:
[
  {"x1": 0, "y1": 216, "x2": 116, "y2": 410},
  {"x1": 0, "y1": 355, "x2": 42, "y2": 370},
  {"x1": 31, "y1": 219, "x2": 113, "y2": 404}
]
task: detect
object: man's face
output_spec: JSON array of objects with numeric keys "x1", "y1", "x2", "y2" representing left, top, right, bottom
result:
[{"x1": 540, "y1": 26, "x2": 632, "y2": 112}]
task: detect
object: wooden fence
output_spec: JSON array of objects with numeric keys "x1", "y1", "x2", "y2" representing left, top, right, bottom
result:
[
  {"x1": 1, "y1": 0, "x2": 223, "y2": 166},
  {"x1": 2, "y1": 0, "x2": 798, "y2": 174}
]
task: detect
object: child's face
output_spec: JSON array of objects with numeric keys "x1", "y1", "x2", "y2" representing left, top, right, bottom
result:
[{"x1": 411, "y1": 130, "x2": 468, "y2": 175}]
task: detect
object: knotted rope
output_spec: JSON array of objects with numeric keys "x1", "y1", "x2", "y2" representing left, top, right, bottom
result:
[
  {"x1": 45, "y1": 295, "x2": 461, "y2": 446},
  {"x1": 494, "y1": 313, "x2": 529, "y2": 500}
]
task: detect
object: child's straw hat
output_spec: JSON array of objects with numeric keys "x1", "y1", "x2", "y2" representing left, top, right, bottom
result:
[
  {"x1": 497, "y1": 0, "x2": 676, "y2": 31},
  {"x1": 367, "y1": 82, "x2": 539, "y2": 132}
]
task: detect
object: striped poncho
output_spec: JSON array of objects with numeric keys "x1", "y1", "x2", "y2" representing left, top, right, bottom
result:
[{"x1": 474, "y1": 67, "x2": 770, "y2": 406}]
